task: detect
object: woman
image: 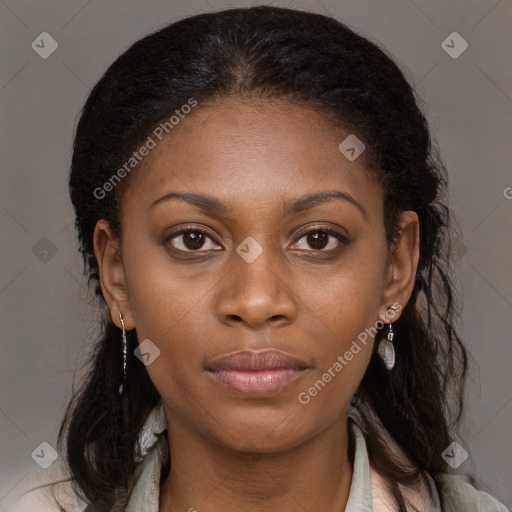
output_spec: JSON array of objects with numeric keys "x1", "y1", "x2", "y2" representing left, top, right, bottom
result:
[{"x1": 9, "y1": 5, "x2": 509, "y2": 512}]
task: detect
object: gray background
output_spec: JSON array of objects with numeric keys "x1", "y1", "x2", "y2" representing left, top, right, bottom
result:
[{"x1": 0, "y1": 0, "x2": 511, "y2": 508}]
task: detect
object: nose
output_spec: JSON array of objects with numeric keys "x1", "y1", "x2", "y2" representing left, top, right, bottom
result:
[{"x1": 215, "y1": 241, "x2": 298, "y2": 330}]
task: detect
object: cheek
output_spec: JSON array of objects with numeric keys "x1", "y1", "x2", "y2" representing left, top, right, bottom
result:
[
  {"x1": 307, "y1": 246, "x2": 388, "y2": 344},
  {"x1": 295, "y1": 296, "x2": 377, "y2": 424},
  {"x1": 296, "y1": 345, "x2": 372, "y2": 422},
  {"x1": 122, "y1": 237, "x2": 206, "y2": 336},
  {"x1": 295, "y1": 245, "x2": 387, "y2": 406},
  {"x1": 121, "y1": 240, "x2": 228, "y2": 398}
]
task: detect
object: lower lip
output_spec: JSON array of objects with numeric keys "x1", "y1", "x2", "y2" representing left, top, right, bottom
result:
[{"x1": 207, "y1": 368, "x2": 306, "y2": 397}]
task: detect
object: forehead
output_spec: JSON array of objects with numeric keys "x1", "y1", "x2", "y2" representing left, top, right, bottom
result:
[{"x1": 122, "y1": 97, "x2": 381, "y2": 217}]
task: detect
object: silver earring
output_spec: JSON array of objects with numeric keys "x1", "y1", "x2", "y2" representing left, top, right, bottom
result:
[
  {"x1": 378, "y1": 306, "x2": 396, "y2": 370},
  {"x1": 119, "y1": 312, "x2": 127, "y2": 395}
]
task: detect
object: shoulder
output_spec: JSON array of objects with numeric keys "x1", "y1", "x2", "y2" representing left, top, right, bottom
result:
[
  {"x1": 435, "y1": 473, "x2": 510, "y2": 512},
  {"x1": 4, "y1": 464, "x2": 88, "y2": 512},
  {"x1": 349, "y1": 413, "x2": 509, "y2": 512},
  {"x1": 5, "y1": 431, "x2": 168, "y2": 512}
]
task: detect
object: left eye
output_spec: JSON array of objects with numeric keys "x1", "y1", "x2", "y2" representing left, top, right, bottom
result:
[{"x1": 291, "y1": 228, "x2": 348, "y2": 252}]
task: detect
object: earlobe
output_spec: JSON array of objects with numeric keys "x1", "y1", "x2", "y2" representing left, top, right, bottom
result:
[
  {"x1": 93, "y1": 219, "x2": 135, "y2": 330},
  {"x1": 380, "y1": 211, "x2": 420, "y2": 321}
]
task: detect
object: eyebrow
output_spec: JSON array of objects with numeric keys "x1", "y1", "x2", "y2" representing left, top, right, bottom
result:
[{"x1": 149, "y1": 190, "x2": 365, "y2": 217}]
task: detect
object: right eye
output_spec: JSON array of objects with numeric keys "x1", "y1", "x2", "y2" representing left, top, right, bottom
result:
[{"x1": 164, "y1": 227, "x2": 223, "y2": 252}]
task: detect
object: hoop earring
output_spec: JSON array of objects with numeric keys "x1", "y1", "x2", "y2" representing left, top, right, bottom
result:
[
  {"x1": 119, "y1": 312, "x2": 127, "y2": 395},
  {"x1": 378, "y1": 306, "x2": 396, "y2": 370}
]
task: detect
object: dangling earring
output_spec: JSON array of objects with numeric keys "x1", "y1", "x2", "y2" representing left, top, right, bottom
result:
[
  {"x1": 378, "y1": 306, "x2": 396, "y2": 370},
  {"x1": 119, "y1": 312, "x2": 127, "y2": 395}
]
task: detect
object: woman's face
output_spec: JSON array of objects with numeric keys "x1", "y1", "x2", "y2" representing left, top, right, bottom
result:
[{"x1": 95, "y1": 97, "x2": 418, "y2": 452}]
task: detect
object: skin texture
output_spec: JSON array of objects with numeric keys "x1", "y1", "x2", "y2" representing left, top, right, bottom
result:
[{"x1": 93, "y1": 97, "x2": 420, "y2": 511}]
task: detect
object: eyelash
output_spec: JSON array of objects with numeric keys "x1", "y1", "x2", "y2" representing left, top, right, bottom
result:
[{"x1": 164, "y1": 224, "x2": 349, "y2": 254}]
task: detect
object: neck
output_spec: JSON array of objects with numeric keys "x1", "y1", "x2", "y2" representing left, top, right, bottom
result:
[{"x1": 159, "y1": 413, "x2": 354, "y2": 512}]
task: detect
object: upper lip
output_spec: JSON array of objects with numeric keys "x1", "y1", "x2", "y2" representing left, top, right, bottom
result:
[{"x1": 206, "y1": 349, "x2": 309, "y2": 372}]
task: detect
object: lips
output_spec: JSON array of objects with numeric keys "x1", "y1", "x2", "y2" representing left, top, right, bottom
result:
[
  {"x1": 205, "y1": 349, "x2": 309, "y2": 398},
  {"x1": 206, "y1": 349, "x2": 308, "y2": 372}
]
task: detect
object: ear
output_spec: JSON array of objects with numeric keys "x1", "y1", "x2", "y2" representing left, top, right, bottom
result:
[
  {"x1": 93, "y1": 219, "x2": 135, "y2": 330},
  {"x1": 380, "y1": 211, "x2": 420, "y2": 322}
]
